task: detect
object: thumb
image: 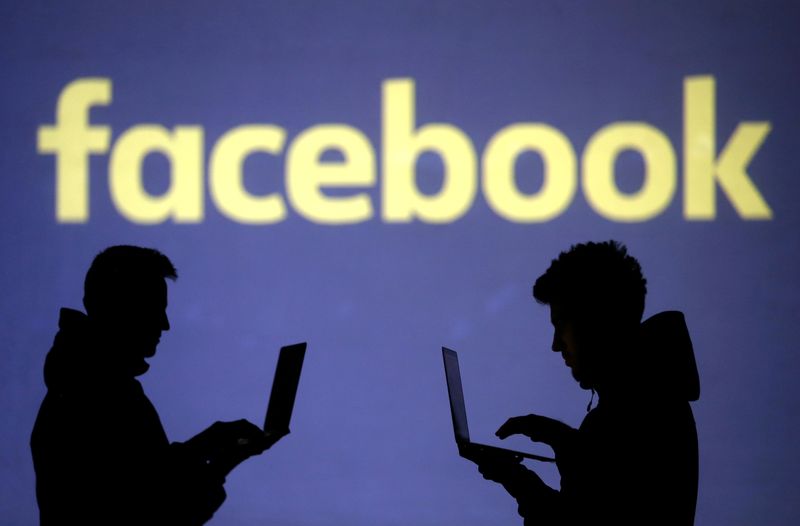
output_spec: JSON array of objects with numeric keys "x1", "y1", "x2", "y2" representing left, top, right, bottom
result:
[{"x1": 496, "y1": 418, "x2": 522, "y2": 439}]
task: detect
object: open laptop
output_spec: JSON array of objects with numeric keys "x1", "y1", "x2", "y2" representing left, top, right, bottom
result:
[
  {"x1": 442, "y1": 347, "x2": 555, "y2": 462},
  {"x1": 263, "y1": 342, "x2": 307, "y2": 438}
]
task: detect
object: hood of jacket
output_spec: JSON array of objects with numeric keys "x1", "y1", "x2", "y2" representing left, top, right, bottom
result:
[
  {"x1": 638, "y1": 310, "x2": 700, "y2": 402},
  {"x1": 43, "y1": 308, "x2": 133, "y2": 393}
]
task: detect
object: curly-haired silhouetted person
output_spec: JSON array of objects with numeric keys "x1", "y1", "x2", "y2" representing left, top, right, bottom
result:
[
  {"x1": 31, "y1": 246, "x2": 282, "y2": 525},
  {"x1": 465, "y1": 241, "x2": 700, "y2": 525}
]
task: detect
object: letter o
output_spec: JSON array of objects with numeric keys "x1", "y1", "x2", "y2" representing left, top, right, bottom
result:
[{"x1": 583, "y1": 123, "x2": 677, "y2": 222}]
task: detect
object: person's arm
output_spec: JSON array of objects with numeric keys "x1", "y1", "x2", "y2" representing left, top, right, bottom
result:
[
  {"x1": 155, "y1": 441, "x2": 229, "y2": 525},
  {"x1": 466, "y1": 414, "x2": 583, "y2": 524},
  {"x1": 138, "y1": 419, "x2": 275, "y2": 525},
  {"x1": 463, "y1": 448, "x2": 561, "y2": 524},
  {"x1": 132, "y1": 419, "x2": 275, "y2": 525},
  {"x1": 182, "y1": 419, "x2": 278, "y2": 478},
  {"x1": 496, "y1": 414, "x2": 578, "y2": 457}
]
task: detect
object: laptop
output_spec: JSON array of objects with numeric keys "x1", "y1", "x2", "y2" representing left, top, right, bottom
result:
[
  {"x1": 442, "y1": 347, "x2": 555, "y2": 462},
  {"x1": 263, "y1": 342, "x2": 307, "y2": 438}
]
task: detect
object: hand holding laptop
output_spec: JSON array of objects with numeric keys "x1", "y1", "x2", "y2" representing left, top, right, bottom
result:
[
  {"x1": 186, "y1": 419, "x2": 272, "y2": 477},
  {"x1": 467, "y1": 447, "x2": 527, "y2": 483},
  {"x1": 183, "y1": 342, "x2": 307, "y2": 478},
  {"x1": 469, "y1": 448, "x2": 550, "y2": 503},
  {"x1": 236, "y1": 427, "x2": 289, "y2": 448}
]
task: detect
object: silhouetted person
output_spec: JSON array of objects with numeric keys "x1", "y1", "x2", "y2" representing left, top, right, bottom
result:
[
  {"x1": 31, "y1": 246, "x2": 282, "y2": 525},
  {"x1": 465, "y1": 241, "x2": 700, "y2": 525}
]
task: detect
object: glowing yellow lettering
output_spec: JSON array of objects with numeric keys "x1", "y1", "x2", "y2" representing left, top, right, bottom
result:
[
  {"x1": 37, "y1": 78, "x2": 111, "y2": 222},
  {"x1": 287, "y1": 125, "x2": 375, "y2": 224},
  {"x1": 210, "y1": 125, "x2": 287, "y2": 224},
  {"x1": 109, "y1": 126, "x2": 203, "y2": 224},
  {"x1": 37, "y1": 76, "x2": 773, "y2": 225},
  {"x1": 483, "y1": 124, "x2": 577, "y2": 222},
  {"x1": 583, "y1": 123, "x2": 676, "y2": 222},
  {"x1": 382, "y1": 79, "x2": 477, "y2": 223},
  {"x1": 683, "y1": 76, "x2": 772, "y2": 220}
]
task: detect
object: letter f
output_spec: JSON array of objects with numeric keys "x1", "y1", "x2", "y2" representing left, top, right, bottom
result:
[{"x1": 38, "y1": 78, "x2": 112, "y2": 222}]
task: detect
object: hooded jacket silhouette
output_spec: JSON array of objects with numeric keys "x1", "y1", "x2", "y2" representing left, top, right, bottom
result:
[
  {"x1": 31, "y1": 308, "x2": 226, "y2": 525},
  {"x1": 482, "y1": 311, "x2": 700, "y2": 526}
]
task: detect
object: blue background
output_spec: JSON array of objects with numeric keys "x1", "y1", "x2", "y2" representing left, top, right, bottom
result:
[{"x1": 2, "y1": 1, "x2": 799, "y2": 524}]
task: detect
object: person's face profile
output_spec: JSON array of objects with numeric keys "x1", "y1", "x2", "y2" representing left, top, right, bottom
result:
[
  {"x1": 549, "y1": 304, "x2": 591, "y2": 389},
  {"x1": 104, "y1": 277, "x2": 170, "y2": 375},
  {"x1": 128, "y1": 277, "x2": 169, "y2": 357}
]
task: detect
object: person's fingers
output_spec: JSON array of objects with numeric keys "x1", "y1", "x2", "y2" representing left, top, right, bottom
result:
[
  {"x1": 231, "y1": 419, "x2": 262, "y2": 436},
  {"x1": 477, "y1": 457, "x2": 524, "y2": 482},
  {"x1": 496, "y1": 415, "x2": 528, "y2": 439}
]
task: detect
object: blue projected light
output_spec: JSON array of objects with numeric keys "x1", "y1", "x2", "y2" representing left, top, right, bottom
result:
[{"x1": 2, "y1": 2, "x2": 799, "y2": 525}]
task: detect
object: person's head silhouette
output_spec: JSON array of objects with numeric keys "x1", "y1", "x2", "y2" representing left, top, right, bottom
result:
[
  {"x1": 83, "y1": 245, "x2": 177, "y2": 376},
  {"x1": 533, "y1": 240, "x2": 647, "y2": 391}
]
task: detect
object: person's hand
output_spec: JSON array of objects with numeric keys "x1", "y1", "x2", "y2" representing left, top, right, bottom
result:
[
  {"x1": 496, "y1": 414, "x2": 574, "y2": 449},
  {"x1": 461, "y1": 446, "x2": 525, "y2": 483},
  {"x1": 187, "y1": 419, "x2": 276, "y2": 476},
  {"x1": 262, "y1": 428, "x2": 290, "y2": 449},
  {"x1": 462, "y1": 446, "x2": 544, "y2": 499},
  {"x1": 190, "y1": 419, "x2": 270, "y2": 456}
]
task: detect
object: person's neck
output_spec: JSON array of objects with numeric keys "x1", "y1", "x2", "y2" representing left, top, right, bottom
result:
[{"x1": 86, "y1": 319, "x2": 147, "y2": 379}]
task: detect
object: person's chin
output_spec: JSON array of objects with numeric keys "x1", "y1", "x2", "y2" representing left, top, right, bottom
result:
[
  {"x1": 130, "y1": 358, "x2": 150, "y2": 376},
  {"x1": 571, "y1": 370, "x2": 592, "y2": 390}
]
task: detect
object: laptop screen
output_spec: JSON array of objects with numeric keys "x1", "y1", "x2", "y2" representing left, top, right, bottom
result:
[
  {"x1": 264, "y1": 342, "x2": 307, "y2": 434},
  {"x1": 442, "y1": 347, "x2": 470, "y2": 443}
]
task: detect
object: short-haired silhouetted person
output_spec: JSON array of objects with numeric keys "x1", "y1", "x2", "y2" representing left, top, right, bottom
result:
[
  {"x1": 31, "y1": 246, "x2": 283, "y2": 525},
  {"x1": 466, "y1": 241, "x2": 700, "y2": 525}
]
